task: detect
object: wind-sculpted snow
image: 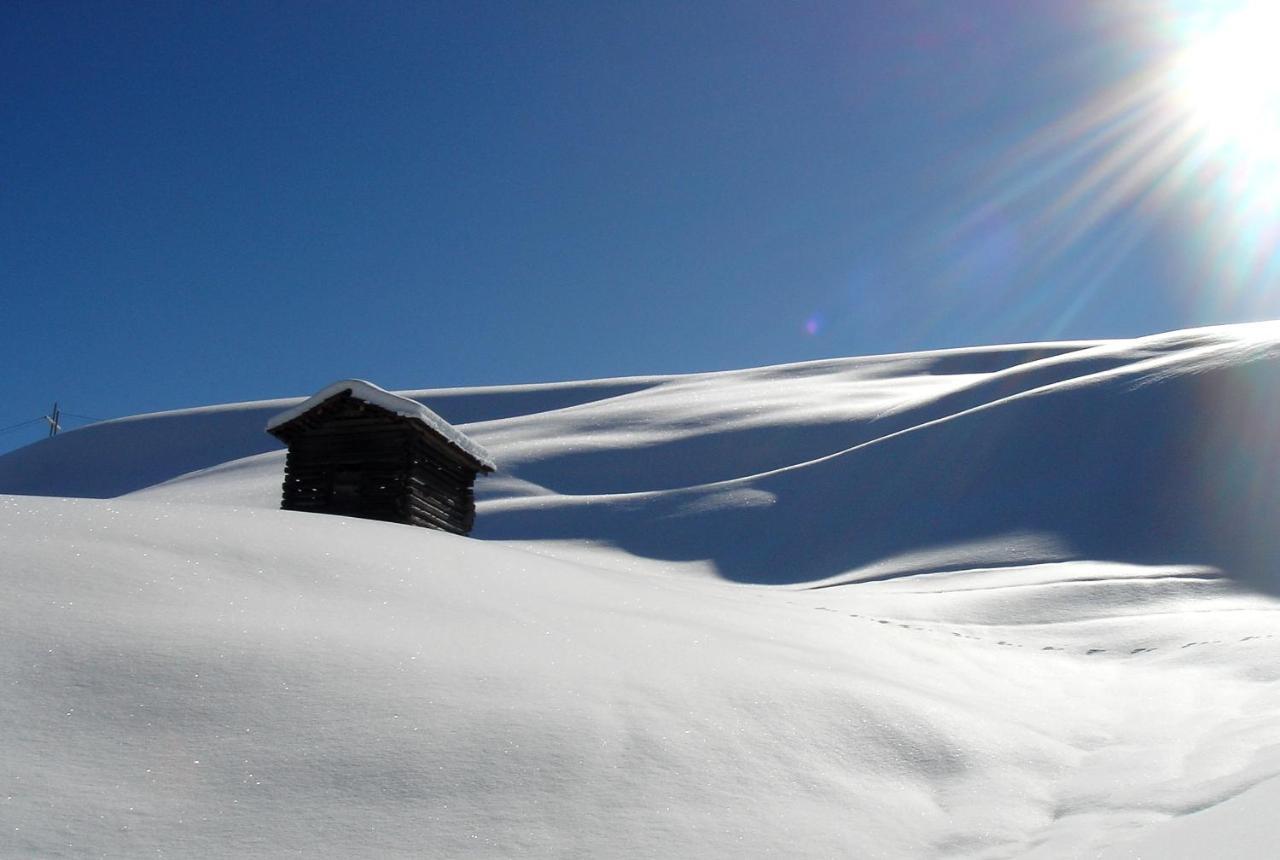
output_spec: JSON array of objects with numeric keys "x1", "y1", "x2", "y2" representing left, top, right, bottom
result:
[
  {"x1": 472, "y1": 324, "x2": 1280, "y2": 591},
  {"x1": 0, "y1": 376, "x2": 663, "y2": 498},
  {"x1": 7, "y1": 323, "x2": 1280, "y2": 855},
  {"x1": 4, "y1": 496, "x2": 1280, "y2": 857},
  {"x1": 11, "y1": 325, "x2": 1280, "y2": 591}
]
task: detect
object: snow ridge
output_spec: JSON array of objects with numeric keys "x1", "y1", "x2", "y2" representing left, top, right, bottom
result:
[{"x1": 5, "y1": 322, "x2": 1280, "y2": 856}]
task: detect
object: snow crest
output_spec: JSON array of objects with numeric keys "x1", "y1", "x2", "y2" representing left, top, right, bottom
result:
[{"x1": 6, "y1": 323, "x2": 1280, "y2": 856}]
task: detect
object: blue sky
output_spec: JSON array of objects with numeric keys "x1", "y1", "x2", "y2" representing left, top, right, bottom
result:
[{"x1": 4, "y1": 1, "x2": 1278, "y2": 452}]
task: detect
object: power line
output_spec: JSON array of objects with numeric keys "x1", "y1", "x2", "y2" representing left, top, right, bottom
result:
[
  {"x1": 0, "y1": 408, "x2": 106, "y2": 439},
  {"x1": 0, "y1": 417, "x2": 46, "y2": 436}
]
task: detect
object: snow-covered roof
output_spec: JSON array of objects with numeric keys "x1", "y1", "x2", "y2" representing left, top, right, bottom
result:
[{"x1": 266, "y1": 379, "x2": 495, "y2": 471}]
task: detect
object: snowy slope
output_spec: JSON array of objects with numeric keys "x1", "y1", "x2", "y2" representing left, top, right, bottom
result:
[{"x1": 4, "y1": 323, "x2": 1280, "y2": 857}]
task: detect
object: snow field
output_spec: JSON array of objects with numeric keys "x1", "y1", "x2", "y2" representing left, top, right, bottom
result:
[
  {"x1": 5, "y1": 322, "x2": 1280, "y2": 855},
  {"x1": 5, "y1": 498, "x2": 1280, "y2": 856}
]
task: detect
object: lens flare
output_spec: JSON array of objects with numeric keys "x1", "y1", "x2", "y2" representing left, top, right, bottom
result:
[
  {"x1": 1172, "y1": 2, "x2": 1280, "y2": 157},
  {"x1": 942, "y1": 0, "x2": 1280, "y2": 330},
  {"x1": 1163, "y1": 0, "x2": 1280, "y2": 303}
]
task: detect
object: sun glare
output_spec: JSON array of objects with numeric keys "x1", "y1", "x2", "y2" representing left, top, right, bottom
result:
[
  {"x1": 952, "y1": 0, "x2": 1280, "y2": 328},
  {"x1": 1173, "y1": 2, "x2": 1280, "y2": 154}
]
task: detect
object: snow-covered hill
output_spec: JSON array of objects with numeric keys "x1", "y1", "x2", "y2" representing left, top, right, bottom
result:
[{"x1": 4, "y1": 323, "x2": 1280, "y2": 857}]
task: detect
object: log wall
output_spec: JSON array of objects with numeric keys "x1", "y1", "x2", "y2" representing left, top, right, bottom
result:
[{"x1": 274, "y1": 392, "x2": 484, "y2": 535}]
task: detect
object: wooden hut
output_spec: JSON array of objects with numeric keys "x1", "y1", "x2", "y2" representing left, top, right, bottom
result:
[{"x1": 266, "y1": 379, "x2": 495, "y2": 534}]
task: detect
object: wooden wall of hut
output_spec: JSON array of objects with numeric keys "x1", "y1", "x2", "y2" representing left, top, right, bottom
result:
[{"x1": 276, "y1": 394, "x2": 480, "y2": 535}]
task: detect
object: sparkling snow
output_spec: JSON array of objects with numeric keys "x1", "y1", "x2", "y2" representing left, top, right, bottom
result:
[{"x1": 3, "y1": 323, "x2": 1280, "y2": 856}]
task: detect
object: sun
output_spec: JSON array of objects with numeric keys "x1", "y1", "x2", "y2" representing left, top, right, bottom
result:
[
  {"x1": 927, "y1": 0, "x2": 1280, "y2": 320},
  {"x1": 1172, "y1": 2, "x2": 1280, "y2": 156}
]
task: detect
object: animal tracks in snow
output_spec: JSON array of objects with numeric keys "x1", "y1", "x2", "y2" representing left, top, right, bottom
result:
[{"x1": 809, "y1": 606, "x2": 1278, "y2": 657}]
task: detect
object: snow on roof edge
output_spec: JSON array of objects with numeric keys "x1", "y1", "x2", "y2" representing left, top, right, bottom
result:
[{"x1": 265, "y1": 379, "x2": 496, "y2": 471}]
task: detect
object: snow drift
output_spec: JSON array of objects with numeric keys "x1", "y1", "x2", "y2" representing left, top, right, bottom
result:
[{"x1": 4, "y1": 322, "x2": 1280, "y2": 857}]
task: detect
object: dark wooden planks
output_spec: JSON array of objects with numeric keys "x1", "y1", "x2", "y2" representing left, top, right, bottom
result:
[{"x1": 271, "y1": 391, "x2": 488, "y2": 535}]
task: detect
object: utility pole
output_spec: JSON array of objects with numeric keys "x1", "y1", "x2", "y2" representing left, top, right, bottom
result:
[{"x1": 46, "y1": 402, "x2": 61, "y2": 437}]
